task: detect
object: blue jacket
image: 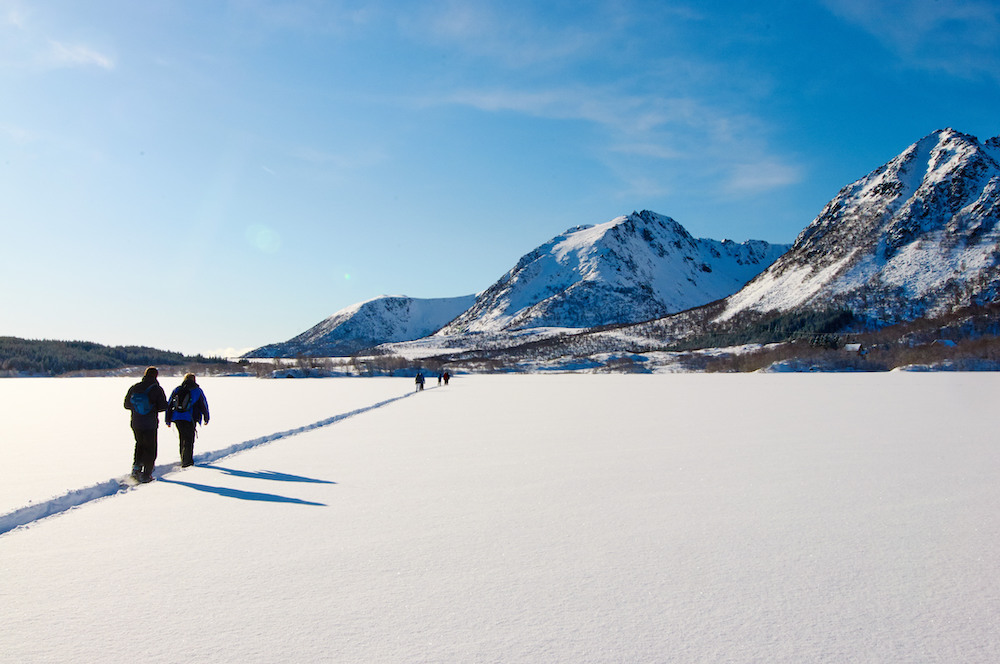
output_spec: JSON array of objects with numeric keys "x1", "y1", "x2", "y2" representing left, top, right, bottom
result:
[{"x1": 165, "y1": 384, "x2": 210, "y2": 426}]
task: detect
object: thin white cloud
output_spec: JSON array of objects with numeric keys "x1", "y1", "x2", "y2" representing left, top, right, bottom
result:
[
  {"x1": 610, "y1": 142, "x2": 687, "y2": 161},
  {"x1": 0, "y1": 122, "x2": 36, "y2": 143},
  {"x1": 726, "y1": 160, "x2": 804, "y2": 195},
  {"x1": 0, "y1": 1, "x2": 115, "y2": 71},
  {"x1": 440, "y1": 86, "x2": 723, "y2": 138},
  {"x1": 438, "y1": 83, "x2": 802, "y2": 197},
  {"x1": 289, "y1": 145, "x2": 388, "y2": 171},
  {"x1": 3, "y1": 4, "x2": 25, "y2": 29},
  {"x1": 46, "y1": 40, "x2": 115, "y2": 70},
  {"x1": 606, "y1": 170, "x2": 674, "y2": 200},
  {"x1": 401, "y1": 1, "x2": 619, "y2": 69},
  {"x1": 823, "y1": 0, "x2": 1000, "y2": 81},
  {"x1": 237, "y1": 0, "x2": 378, "y2": 35}
]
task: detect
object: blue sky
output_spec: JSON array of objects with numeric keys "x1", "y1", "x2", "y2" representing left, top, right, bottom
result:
[{"x1": 1, "y1": 0, "x2": 998, "y2": 356}]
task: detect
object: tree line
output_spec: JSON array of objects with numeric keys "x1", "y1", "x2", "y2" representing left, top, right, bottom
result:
[{"x1": 0, "y1": 337, "x2": 227, "y2": 376}]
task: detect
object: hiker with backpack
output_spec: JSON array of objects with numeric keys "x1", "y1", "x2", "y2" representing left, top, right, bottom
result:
[
  {"x1": 124, "y1": 366, "x2": 169, "y2": 482},
  {"x1": 165, "y1": 373, "x2": 210, "y2": 468}
]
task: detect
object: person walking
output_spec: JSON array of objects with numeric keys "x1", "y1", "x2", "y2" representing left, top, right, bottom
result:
[
  {"x1": 124, "y1": 366, "x2": 169, "y2": 482},
  {"x1": 415, "y1": 371, "x2": 425, "y2": 392},
  {"x1": 166, "y1": 373, "x2": 210, "y2": 467}
]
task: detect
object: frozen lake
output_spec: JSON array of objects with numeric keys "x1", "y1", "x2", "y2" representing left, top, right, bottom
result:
[{"x1": 1, "y1": 373, "x2": 998, "y2": 662}]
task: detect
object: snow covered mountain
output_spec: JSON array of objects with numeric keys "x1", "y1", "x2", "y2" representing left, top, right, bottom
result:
[
  {"x1": 437, "y1": 210, "x2": 789, "y2": 334},
  {"x1": 717, "y1": 129, "x2": 1000, "y2": 326},
  {"x1": 244, "y1": 295, "x2": 476, "y2": 358},
  {"x1": 246, "y1": 128, "x2": 1000, "y2": 365}
]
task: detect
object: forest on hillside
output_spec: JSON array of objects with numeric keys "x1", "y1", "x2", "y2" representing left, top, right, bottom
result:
[{"x1": 0, "y1": 337, "x2": 227, "y2": 376}]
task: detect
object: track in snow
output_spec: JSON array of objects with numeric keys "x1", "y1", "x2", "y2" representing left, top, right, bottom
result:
[{"x1": 0, "y1": 390, "x2": 416, "y2": 536}]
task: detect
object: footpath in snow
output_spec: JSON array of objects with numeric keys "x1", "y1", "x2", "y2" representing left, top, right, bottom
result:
[
  {"x1": 0, "y1": 383, "x2": 414, "y2": 536},
  {"x1": 1, "y1": 373, "x2": 999, "y2": 663}
]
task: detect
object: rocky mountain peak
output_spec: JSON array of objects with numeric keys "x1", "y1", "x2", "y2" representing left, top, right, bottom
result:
[
  {"x1": 438, "y1": 210, "x2": 788, "y2": 334},
  {"x1": 719, "y1": 128, "x2": 1000, "y2": 325},
  {"x1": 244, "y1": 294, "x2": 476, "y2": 358}
]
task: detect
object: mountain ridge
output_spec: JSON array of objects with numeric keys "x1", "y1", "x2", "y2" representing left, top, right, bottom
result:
[
  {"x1": 438, "y1": 210, "x2": 789, "y2": 334},
  {"x1": 716, "y1": 128, "x2": 1000, "y2": 326},
  {"x1": 244, "y1": 127, "x2": 1000, "y2": 367},
  {"x1": 244, "y1": 294, "x2": 476, "y2": 358}
]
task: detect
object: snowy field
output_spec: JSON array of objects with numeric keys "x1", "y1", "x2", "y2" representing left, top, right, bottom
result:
[{"x1": 1, "y1": 373, "x2": 999, "y2": 662}]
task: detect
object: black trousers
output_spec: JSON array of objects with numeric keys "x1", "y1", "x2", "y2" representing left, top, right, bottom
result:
[
  {"x1": 131, "y1": 426, "x2": 157, "y2": 478},
  {"x1": 176, "y1": 420, "x2": 196, "y2": 466}
]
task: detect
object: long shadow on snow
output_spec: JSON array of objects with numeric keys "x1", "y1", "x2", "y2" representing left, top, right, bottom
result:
[
  {"x1": 0, "y1": 389, "x2": 415, "y2": 536},
  {"x1": 201, "y1": 465, "x2": 336, "y2": 484},
  {"x1": 157, "y1": 478, "x2": 326, "y2": 506}
]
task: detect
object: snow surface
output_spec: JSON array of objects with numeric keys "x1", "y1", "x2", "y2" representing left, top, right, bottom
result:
[
  {"x1": 716, "y1": 251, "x2": 858, "y2": 322},
  {"x1": 2, "y1": 374, "x2": 1000, "y2": 662}
]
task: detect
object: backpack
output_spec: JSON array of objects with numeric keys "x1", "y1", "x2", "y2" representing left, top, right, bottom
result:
[
  {"x1": 130, "y1": 385, "x2": 155, "y2": 415},
  {"x1": 171, "y1": 387, "x2": 193, "y2": 413}
]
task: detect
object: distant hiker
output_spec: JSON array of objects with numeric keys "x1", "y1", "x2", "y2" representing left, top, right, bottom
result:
[
  {"x1": 442, "y1": 371, "x2": 450, "y2": 386},
  {"x1": 437, "y1": 372, "x2": 442, "y2": 385},
  {"x1": 166, "y1": 372, "x2": 210, "y2": 467},
  {"x1": 415, "y1": 372, "x2": 425, "y2": 392},
  {"x1": 124, "y1": 366, "x2": 169, "y2": 482}
]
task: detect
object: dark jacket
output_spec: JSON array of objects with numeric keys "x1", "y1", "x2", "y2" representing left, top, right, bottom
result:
[
  {"x1": 165, "y1": 384, "x2": 210, "y2": 426},
  {"x1": 124, "y1": 378, "x2": 168, "y2": 431}
]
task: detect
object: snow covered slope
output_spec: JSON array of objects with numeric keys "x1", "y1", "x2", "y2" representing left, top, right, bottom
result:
[
  {"x1": 439, "y1": 210, "x2": 789, "y2": 333},
  {"x1": 245, "y1": 294, "x2": 476, "y2": 358},
  {"x1": 719, "y1": 129, "x2": 1000, "y2": 324}
]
